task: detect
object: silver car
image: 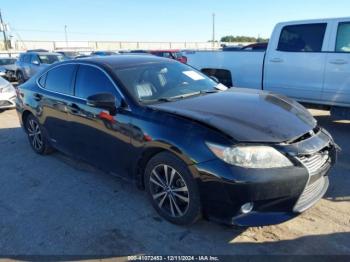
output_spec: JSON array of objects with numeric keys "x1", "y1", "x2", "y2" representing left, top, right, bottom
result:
[{"x1": 16, "y1": 52, "x2": 65, "y2": 83}]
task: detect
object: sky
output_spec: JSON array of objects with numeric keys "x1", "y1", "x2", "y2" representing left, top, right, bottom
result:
[{"x1": 1, "y1": 0, "x2": 350, "y2": 42}]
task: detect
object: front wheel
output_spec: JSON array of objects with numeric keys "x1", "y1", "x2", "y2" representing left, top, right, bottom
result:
[
  {"x1": 145, "y1": 152, "x2": 201, "y2": 225},
  {"x1": 25, "y1": 114, "x2": 53, "y2": 155}
]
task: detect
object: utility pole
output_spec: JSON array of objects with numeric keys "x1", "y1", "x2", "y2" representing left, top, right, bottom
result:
[
  {"x1": 64, "y1": 25, "x2": 68, "y2": 47},
  {"x1": 0, "y1": 9, "x2": 8, "y2": 51},
  {"x1": 212, "y1": 13, "x2": 216, "y2": 48}
]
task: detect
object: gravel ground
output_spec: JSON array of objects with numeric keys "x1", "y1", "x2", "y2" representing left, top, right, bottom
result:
[{"x1": 0, "y1": 108, "x2": 349, "y2": 258}]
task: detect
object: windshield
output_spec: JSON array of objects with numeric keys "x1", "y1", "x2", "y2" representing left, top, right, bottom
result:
[
  {"x1": 114, "y1": 62, "x2": 227, "y2": 103},
  {"x1": 39, "y1": 54, "x2": 65, "y2": 64},
  {"x1": 0, "y1": 58, "x2": 16, "y2": 65}
]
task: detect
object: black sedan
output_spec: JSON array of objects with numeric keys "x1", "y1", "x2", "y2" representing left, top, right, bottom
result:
[{"x1": 16, "y1": 55, "x2": 337, "y2": 226}]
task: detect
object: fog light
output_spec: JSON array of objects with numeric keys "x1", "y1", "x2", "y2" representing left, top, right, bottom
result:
[{"x1": 241, "y1": 202, "x2": 254, "y2": 214}]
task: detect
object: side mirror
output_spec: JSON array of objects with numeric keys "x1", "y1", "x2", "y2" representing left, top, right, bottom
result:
[
  {"x1": 86, "y1": 93, "x2": 120, "y2": 115},
  {"x1": 32, "y1": 60, "x2": 40, "y2": 65}
]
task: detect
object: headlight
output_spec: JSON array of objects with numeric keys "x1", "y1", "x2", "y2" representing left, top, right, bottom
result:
[
  {"x1": 206, "y1": 142, "x2": 293, "y2": 168},
  {"x1": 0, "y1": 83, "x2": 14, "y2": 93}
]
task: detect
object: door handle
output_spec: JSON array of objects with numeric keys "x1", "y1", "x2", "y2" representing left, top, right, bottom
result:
[
  {"x1": 33, "y1": 93, "x2": 43, "y2": 101},
  {"x1": 329, "y1": 59, "x2": 348, "y2": 65},
  {"x1": 270, "y1": 58, "x2": 283, "y2": 63},
  {"x1": 69, "y1": 103, "x2": 80, "y2": 114}
]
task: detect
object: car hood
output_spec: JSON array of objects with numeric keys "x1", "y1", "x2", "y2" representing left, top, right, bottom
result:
[
  {"x1": 150, "y1": 88, "x2": 317, "y2": 143},
  {"x1": 0, "y1": 64, "x2": 16, "y2": 71}
]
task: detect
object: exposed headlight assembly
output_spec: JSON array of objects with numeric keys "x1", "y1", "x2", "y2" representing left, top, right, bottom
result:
[
  {"x1": 0, "y1": 84, "x2": 15, "y2": 94},
  {"x1": 206, "y1": 142, "x2": 293, "y2": 168}
]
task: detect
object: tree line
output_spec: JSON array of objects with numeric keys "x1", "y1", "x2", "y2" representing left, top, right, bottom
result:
[{"x1": 220, "y1": 35, "x2": 269, "y2": 43}]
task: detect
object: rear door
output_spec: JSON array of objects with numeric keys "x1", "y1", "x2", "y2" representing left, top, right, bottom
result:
[
  {"x1": 69, "y1": 64, "x2": 134, "y2": 176},
  {"x1": 264, "y1": 22, "x2": 331, "y2": 102},
  {"x1": 323, "y1": 19, "x2": 350, "y2": 106},
  {"x1": 37, "y1": 64, "x2": 78, "y2": 153}
]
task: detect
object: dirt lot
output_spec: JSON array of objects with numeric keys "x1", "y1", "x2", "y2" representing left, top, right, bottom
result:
[{"x1": 0, "y1": 108, "x2": 349, "y2": 257}]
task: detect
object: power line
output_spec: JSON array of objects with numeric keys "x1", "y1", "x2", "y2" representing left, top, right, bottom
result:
[{"x1": 0, "y1": 9, "x2": 8, "y2": 50}]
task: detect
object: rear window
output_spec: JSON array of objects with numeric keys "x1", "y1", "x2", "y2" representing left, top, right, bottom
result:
[
  {"x1": 278, "y1": 23, "x2": 327, "y2": 52},
  {"x1": 44, "y1": 64, "x2": 76, "y2": 95}
]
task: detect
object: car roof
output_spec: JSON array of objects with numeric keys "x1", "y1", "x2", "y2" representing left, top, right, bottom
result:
[
  {"x1": 150, "y1": 50, "x2": 180, "y2": 52},
  {"x1": 22, "y1": 52, "x2": 62, "y2": 55},
  {"x1": 65, "y1": 55, "x2": 175, "y2": 69}
]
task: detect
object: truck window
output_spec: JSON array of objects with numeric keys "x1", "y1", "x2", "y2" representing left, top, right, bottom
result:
[
  {"x1": 201, "y1": 68, "x2": 233, "y2": 87},
  {"x1": 278, "y1": 23, "x2": 327, "y2": 52},
  {"x1": 336, "y1": 22, "x2": 350, "y2": 52}
]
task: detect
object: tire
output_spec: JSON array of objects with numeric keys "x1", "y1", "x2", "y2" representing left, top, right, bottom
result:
[
  {"x1": 25, "y1": 114, "x2": 53, "y2": 155},
  {"x1": 145, "y1": 151, "x2": 201, "y2": 225},
  {"x1": 16, "y1": 71, "x2": 25, "y2": 84}
]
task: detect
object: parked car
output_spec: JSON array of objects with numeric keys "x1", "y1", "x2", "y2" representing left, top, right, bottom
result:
[
  {"x1": 149, "y1": 50, "x2": 187, "y2": 63},
  {"x1": 186, "y1": 17, "x2": 350, "y2": 118},
  {"x1": 222, "y1": 45, "x2": 243, "y2": 51},
  {"x1": 16, "y1": 52, "x2": 65, "y2": 83},
  {"x1": 56, "y1": 51, "x2": 81, "y2": 59},
  {"x1": 0, "y1": 77, "x2": 16, "y2": 110},
  {"x1": 91, "y1": 51, "x2": 118, "y2": 56},
  {"x1": 129, "y1": 50, "x2": 149, "y2": 54},
  {"x1": 241, "y1": 42, "x2": 268, "y2": 51},
  {"x1": 0, "y1": 58, "x2": 17, "y2": 82},
  {"x1": 16, "y1": 55, "x2": 337, "y2": 226}
]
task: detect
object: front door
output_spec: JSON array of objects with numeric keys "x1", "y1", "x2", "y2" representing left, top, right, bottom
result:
[
  {"x1": 69, "y1": 64, "x2": 134, "y2": 177},
  {"x1": 323, "y1": 20, "x2": 350, "y2": 105},
  {"x1": 264, "y1": 22, "x2": 330, "y2": 102}
]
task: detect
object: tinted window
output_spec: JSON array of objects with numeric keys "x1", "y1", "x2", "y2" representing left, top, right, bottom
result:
[
  {"x1": 39, "y1": 54, "x2": 65, "y2": 64},
  {"x1": 278, "y1": 23, "x2": 326, "y2": 52},
  {"x1": 0, "y1": 58, "x2": 16, "y2": 65},
  {"x1": 31, "y1": 55, "x2": 40, "y2": 64},
  {"x1": 45, "y1": 64, "x2": 76, "y2": 95},
  {"x1": 336, "y1": 22, "x2": 350, "y2": 52},
  {"x1": 75, "y1": 65, "x2": 118, "y2": 99},
  {"x1": 38, "y1": 74, "x2": 47, "y2": 87}
]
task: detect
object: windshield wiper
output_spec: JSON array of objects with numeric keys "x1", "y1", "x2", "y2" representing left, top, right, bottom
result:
[{"x1": 140, "y1": 90, "x2": 219, "y2": 104}]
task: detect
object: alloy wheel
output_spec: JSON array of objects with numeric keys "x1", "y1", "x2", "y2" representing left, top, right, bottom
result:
[
  {"x1": 149, "y1": 164, "x2": 190, "y2": 217},
  {"x1": 27, "y1": 119, "x2": 43, "y2": 151}
]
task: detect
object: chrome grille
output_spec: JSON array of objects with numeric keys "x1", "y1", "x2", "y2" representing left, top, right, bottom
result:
[
  {"x1": 297, "y1": 151, "x2": 330, "y2": 176},
  {"x1": 294, "y1": 149, "x2": 331, "y2": 212},
  {"x1": 293, "y1": 176, "x2": 328, "y2": 212}
]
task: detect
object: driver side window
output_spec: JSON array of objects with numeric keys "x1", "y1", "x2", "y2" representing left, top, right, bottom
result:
[
  {"x1": 31, "y1": 55, "x2": 40, "y2": 64},
  {"x1": 75, "y1": 65, "x2": 121, "y2": 100}
]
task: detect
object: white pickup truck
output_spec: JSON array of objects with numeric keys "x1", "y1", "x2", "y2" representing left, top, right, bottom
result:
[{"x1": 185, "y1": 17, "x2": 350, "y2": 117}]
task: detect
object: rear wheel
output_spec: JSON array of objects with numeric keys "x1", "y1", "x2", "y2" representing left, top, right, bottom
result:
[
  {"x1": 25, "y1": 114, "x2": 53, "y2": 155},
  {"x1": 145, "y1": 152, "x2": 201, "y2": 225}
]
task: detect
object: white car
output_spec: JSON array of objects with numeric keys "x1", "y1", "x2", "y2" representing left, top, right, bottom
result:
[{"x1": 0, "y1": 77, "x2": 16, "y2": 110}]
